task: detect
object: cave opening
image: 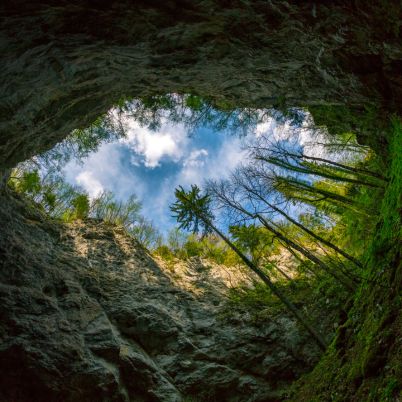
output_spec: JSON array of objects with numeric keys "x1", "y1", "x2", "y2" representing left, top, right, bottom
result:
[
  {"x1": 8, "y1": 91, "x2": 383, "y2": 353},
  {"x1": 1, "y1": 2, "x2": 401, "y2": 401},
  {"x1": 10, "y1": 93, "x2": 372, "y2": 243}
]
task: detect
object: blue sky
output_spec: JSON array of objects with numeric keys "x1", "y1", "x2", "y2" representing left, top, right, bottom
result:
[
  {"x1": 63, "y1": 119, "x2": 253, "y2": 235},
  {"x1": 62, "y1": 113, "x2": 339, "y2": 237}
]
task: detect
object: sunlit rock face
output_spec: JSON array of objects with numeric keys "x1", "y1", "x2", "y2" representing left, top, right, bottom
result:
[
  {"x1": 1, "y1": 1, "x2": 401, "y2": 168},
  {"x1": 0, "y1": 192, "x2": 321, "y2": 401}
]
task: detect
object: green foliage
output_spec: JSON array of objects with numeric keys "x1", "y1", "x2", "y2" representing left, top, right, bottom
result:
[
  {"x1": 380, "y1": 377, "x2": 399, "y2": 400},
  {"x1": 43, "y1": 189, "x2": 57, "y2": 210},
  {"x1": 71, "y1": 194, "x2": 90, "y2": 219},
  {"x1": 154, "y1": 229, "x2": 241, "y2": 266},
  {"x1": 229, "y1": 224, "x2": 277, "y2": 264},
  {"x1": 130, "y1": 216, "x2": 162, "y2": 249},
  {"x1": 170, "y1": 185, "x2": 214, "y2": 234},
  {"x1": 153, "y1": 244, "x2": 176, "y2": 271},
  {"x1": 308, "y1": 104, "x2": 387, "y2": 152},
  {"x1": 91, "y1": 192, "x2": 142, "y2": 227},
  {"x1": 119, "y1": 93, "x2": 269, "y2": 136},
  {"x1": 374, "y1": 117, "x2": 402, "y2": 248},
  {"x1": 8, "y1": 168, "x2": 160, "y2": 248},
  {"x1": 182, "y1": 235, "x2": 204, "y2": 258},
  {"x1": 224, "y1": 270, "x2": 348, "y2": 327},
  {"x1": 39, "y1": 112, "x2": 126, "y2": 174},
  {"x1": 154, "y1": 244, "x2": 175, "y2": 261},
  {"x1": 290, "y1": 117, "x2": 402, "y2": 401},
  {"x1": 227, "y1": 283, "x2": 278, "y2": 316},
  {"x1": 165, "y1": 227, "x2": 188, "y2": 253},
  {"x1": 17, "y1": 170, "x2": 42, "y2": 194},
  {"x1": 184, "y1": 94, "x2": 203, "y2": 110}
]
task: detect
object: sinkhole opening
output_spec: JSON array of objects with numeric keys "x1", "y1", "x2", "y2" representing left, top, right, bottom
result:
[
  {"x1": 5, "y1": 93, "x2": 391, "y2": 350},
  {"x1": 10, "y1": 95, "x2": 377, "y2": 233}
]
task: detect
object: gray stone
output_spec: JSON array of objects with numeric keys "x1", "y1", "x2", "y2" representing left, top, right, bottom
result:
[{"x1": 0, "y1": 192, "x2": 320, "y2": 401}]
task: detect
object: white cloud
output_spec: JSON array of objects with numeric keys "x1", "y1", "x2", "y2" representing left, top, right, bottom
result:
[
  {"x1": 63, "y1": 141, "x2": 146, "y2": 201},
  {"x1": 175, "y1": 136, "x2": 246, "y2": 188},
  {"x1": 253, "y1": 113, "x2": 333, "y2": 159},
  {"x1": 183, "y1": 149, "x2": 208, "y2": 168},
  {"x1": 141, "y1": 178, "x2": 176, "y2": 231},
  {"x1": 255, "y1": 119, "x2": 274, "y2": 138},
  {"x1": 75, "y1": 171, "x2": 103, "y2": 198},
  {"x1": 122, "y1": 120, "x2": 189, "y2": 168},
  {"x1": 215, "y1": 138, "x2": 247, "y2": 173}
]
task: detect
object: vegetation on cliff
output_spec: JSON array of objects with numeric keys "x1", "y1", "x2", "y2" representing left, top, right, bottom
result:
[
  {"x1": 288, "y1": 118, "x2": 401, "y2": 402},
  {"x1": 3, "y1": 94, "x2": 401, "y2": 400}
]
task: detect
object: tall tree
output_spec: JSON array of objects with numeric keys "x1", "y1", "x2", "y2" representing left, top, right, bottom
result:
[
  {"x1": 207, "y1": 179, "x2": 357, "y2": 292},
  {"x1": 250, "y1": 140, "x2": 388, "y2": 182},
  {"x1": 234, "y1": 166, "x2": 363, "y2": 269},
  {"x1": 171, "y1": 185, "x2": 328, "y2": 351},
  {"x1": 255, "y1": 155, "x2": 384, "y2": 189}
]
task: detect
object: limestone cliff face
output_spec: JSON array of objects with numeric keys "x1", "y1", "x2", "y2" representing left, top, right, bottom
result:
[
  {"x1": 0, "y1": 191, "x2": 320, "y2": 402},
  {"x1": 1, "y1": 1, "x2": 401, "y2": 168}
]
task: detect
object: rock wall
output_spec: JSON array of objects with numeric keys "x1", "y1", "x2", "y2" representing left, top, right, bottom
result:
[
  {"x1": 0, "y1": 3, "x2": 401, "y2": 400},
  {"x1": 0, "y1": 191, "x2": 321, "y2": 401},
  {"x1": 1, "y1": 1, "x2": 401, "y2": 168}
]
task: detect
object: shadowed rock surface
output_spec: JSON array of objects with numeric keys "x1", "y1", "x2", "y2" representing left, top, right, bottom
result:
[{"x1": 0, "y1": 192, "x2": 321, "y2": 401}]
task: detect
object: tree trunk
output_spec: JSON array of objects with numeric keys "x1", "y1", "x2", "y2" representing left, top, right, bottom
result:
[
  {"x1": 255, "y1": 214, "x2": 356, "y2": 292},
  {"x1": 207, "y1": 220, "x2": 328, "y2": 351},
  {"x1": 257, "y1": 156, "x2": 383, "y2": 188},
  {"x1": 210, "y1": 187, "x2": 356, "y2": 291},
  {"x1": 275, "y1": 177, "x2": 358, "y2": 207},
  {"x1": 246, "y1": 186, "x2": 363, "y2": 269},
  {"x1": 285, "y1": 152, "x2": 388, "y2": 182}
]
